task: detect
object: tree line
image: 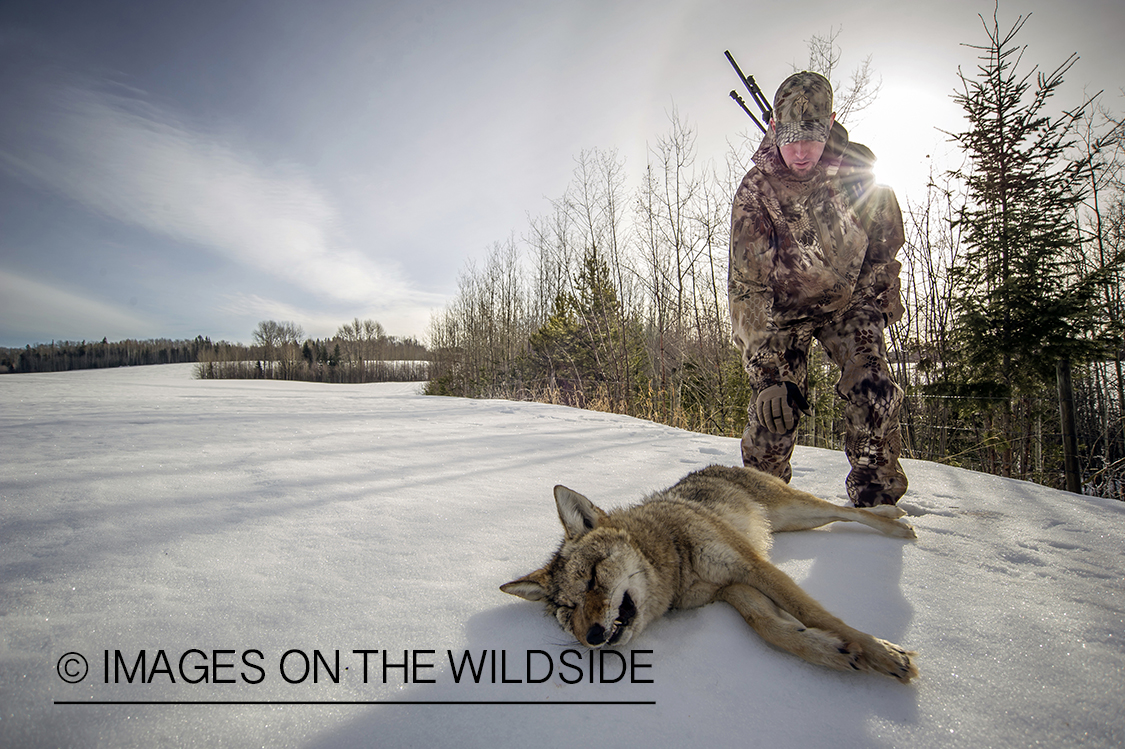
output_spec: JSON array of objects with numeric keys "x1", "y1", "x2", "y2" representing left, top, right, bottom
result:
[
  {"x1": 425, "y1": 18, "x2": 1124, "y2": 499},
  {"x1": 3, "y1": 319, "x2": 431, "y2": 385},
  {"x1": 194, "y1": 318, "x2": 431, "y2": 383},
  {"x1": 0, "y1": 337, "x2": 214, "y2": 374}
]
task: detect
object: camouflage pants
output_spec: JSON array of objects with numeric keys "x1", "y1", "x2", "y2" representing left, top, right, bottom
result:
[{"x1": 739, "y1": 306, "x2": 908, "y2": 506}]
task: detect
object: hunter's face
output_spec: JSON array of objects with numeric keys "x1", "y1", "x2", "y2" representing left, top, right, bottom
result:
[
  {"x1": 772, "y1": 112, "x2": 835, "y2": 176},
  {"x1": 778, "y1": 138, "x2": 827, "y2": 176}
]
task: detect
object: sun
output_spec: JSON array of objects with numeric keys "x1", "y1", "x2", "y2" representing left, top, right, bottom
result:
[{"x1": 845, "y1": 86, "x2": 959, "y2": 201}]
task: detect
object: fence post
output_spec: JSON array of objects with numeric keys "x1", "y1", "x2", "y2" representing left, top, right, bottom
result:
[{"x1": 1056, "y1": 358, "x2": 1081, "y2": 494}]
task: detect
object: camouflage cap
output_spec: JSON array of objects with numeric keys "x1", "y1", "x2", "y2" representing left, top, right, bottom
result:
[{"x1": 772, "y1": 71, "x2": 833, "y2": 146}]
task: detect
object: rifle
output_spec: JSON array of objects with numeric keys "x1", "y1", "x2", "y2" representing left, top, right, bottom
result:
[{"x1": 724, "y1": 50, "x2": 772, "y2": 134}]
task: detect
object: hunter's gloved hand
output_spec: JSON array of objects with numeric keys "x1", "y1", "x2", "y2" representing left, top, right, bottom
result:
[{"x1": 755, "y1": 382, "x2": 810, "y2": 434}]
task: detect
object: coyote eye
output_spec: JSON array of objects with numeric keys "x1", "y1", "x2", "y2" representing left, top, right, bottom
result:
[{"x1": 587, "y1": 565, "x2": 598, "y2": 591}]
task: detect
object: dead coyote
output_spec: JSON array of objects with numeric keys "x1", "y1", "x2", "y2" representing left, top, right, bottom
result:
[{"x1": 501, "y1": 464, "x2": 918, "y2": 682}]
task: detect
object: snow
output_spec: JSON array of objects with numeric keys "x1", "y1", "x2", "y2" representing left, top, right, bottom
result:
[{"x1": 1, "y1": 363, "x2": 1123, "y2": 748}]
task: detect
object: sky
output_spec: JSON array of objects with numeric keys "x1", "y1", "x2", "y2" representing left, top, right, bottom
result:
[
  {"x1": 1, "y1": 0, "x2": 1123, "y2": 347},
  {"x1": 2, "y1": 363, "x2": 1123, "y2": 747}
]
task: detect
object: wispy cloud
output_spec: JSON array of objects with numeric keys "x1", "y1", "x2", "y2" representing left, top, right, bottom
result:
[
  {"x1": 1, "y1": 74, "x2": 414, "y2": 306},
  {"x1": 213, "y1": 292, "x2": 361, "y2": 340},
  {"x1": 0, "y1": 269, "x2": 161, "y2": 344}
]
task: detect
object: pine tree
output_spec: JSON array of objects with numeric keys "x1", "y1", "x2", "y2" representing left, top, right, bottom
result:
[
  {"x1": 947, "y1": 13, "x2": 1109, "y2": 392},
  {"x1": 528, "y1": 247, "x2": 646, "y2": 406}
]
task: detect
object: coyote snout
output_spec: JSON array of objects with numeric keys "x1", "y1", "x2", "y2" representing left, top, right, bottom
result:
[
  {"x1": 574, "y1": 589, "x2": 637, "y2": 647},
  {"x1": 501, "y1": 465, "x2": 918, "y2": 683}
]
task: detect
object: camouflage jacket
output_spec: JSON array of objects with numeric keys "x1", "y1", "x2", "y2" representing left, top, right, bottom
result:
[{"x1": 728, "y1": 123, "x2": 905, "y2": 388}]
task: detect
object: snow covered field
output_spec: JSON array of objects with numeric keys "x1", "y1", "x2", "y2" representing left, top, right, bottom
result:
[{"x1": 2, "y1": 363, "x2": 1123, "y2": 748}]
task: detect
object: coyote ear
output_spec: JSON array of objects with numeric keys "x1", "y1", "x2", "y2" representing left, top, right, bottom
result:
[
  {"x1": 500, "y1": 569, "x2": 550, "y2": 601},
  {"x1": 554, "y1": 484, "x2": 606, "y2": 540}
]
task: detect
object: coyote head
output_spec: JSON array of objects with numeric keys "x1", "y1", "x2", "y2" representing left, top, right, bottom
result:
[{"x1": 501, "y1": 485, "x2": 655, "y2": 648}]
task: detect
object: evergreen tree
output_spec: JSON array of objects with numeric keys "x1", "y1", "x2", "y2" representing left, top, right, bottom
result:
[
  {"x1": 947, "y1": 13, "x2": 1112, "y2": 393},
  {"x1": 528, "y1": 247, "x2": 646, "y2": 406}
]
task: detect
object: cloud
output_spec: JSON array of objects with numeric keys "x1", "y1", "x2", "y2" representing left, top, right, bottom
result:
[
  {"x1": 210, "y1": 290, "x2": 440, "y2": 344},
  {"x1": 211, "y1": 292, "x2": 352, "y2": 340},
  {"x1": 0, "y1": 74, "x2": 413, "y2": 306},
  {"x1": 0, "y1": 269, "x2": 161, "y2": 344}
]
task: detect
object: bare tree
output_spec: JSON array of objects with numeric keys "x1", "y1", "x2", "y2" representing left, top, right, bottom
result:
[
  {"x1": 803, "y1": 26, "x2": 882, "y2": 123},
  {"x1": 561, "y1": 148, "x2": 637, "y2": 407},
  {"x1": 252, "y1": 320, "x2": 282, "y2": 376}
]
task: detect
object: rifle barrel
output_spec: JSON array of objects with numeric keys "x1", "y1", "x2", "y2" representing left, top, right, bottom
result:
[
  {"x1": 744, "y1": 74, "x2": 772, "y2": 121},
  {"x1": 729, "y1": 91, "x2": 766, "y2": 134},
  {"x1": 724, "y1": 50, "x2": 748, "y2": 85},
  {"x1": 724, "y1": 50, "x2": 773, "y2": 127}
]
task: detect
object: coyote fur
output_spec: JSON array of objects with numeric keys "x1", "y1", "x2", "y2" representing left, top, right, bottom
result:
[{"x1": 501, "y1": 465, "x2": 918, "y2": 683}]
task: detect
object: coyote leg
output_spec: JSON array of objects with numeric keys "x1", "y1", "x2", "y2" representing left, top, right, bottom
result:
[
  {"x1": 719, "y1": 582, "x2": 917, "y2": 682},
  {"x1": 689, "y1": 466, "x2": 916, "y2": 538},
  {"x1": 718, "y1": 583, "x2": 858, "y2": 671},
  {"x1": 721, "y1": 547, "x2": 919, "y2": 683},
  {"x1": 766, "y1": 487, "x2": 917, "y2": 539}
]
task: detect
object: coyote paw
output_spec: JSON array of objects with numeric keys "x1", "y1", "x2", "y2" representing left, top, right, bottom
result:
[
  {"x1": 774, "y1": 624, "x2": 917, "y2": 683},
  {"x1": 859, "y1": 505, "x2": 917, "y2": 539},
  {"x1": 794, "y1": 627, "x2": 856, "y2": 671},
  {"x1": 846, "y1": 637, "x2": 918, "y2": 683},
  {"x1": 866, "y1": 504, "x2": 907, "y2": 520},
  {"x1": 890, "y1": 520, "x2": 917, "y2": 540}
]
